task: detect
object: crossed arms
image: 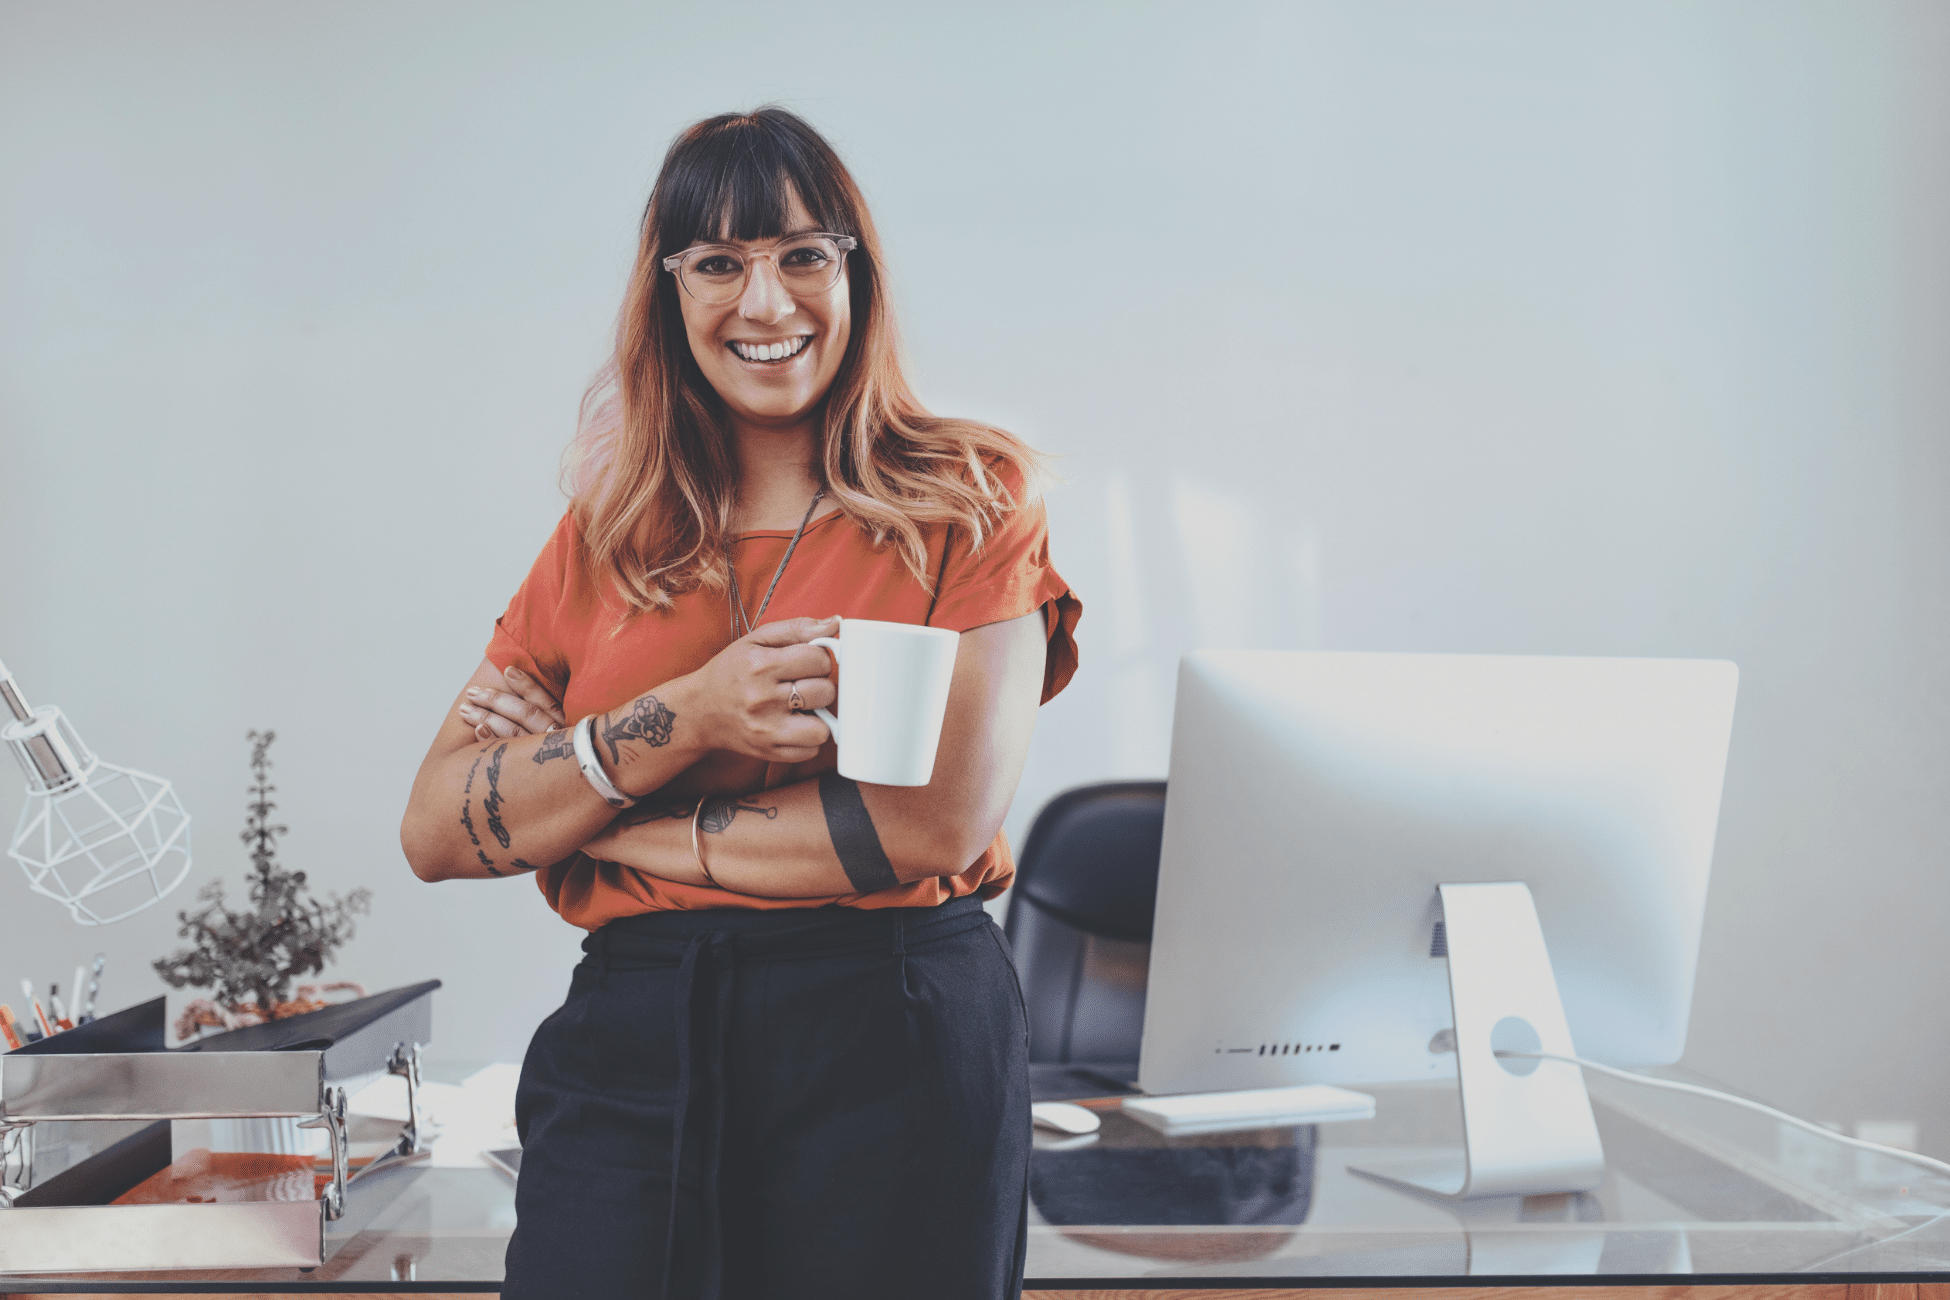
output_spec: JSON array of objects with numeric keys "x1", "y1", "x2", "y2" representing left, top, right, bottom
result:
[{"x1": 398, "y1": 610, "x2": 1047, "y2": 897}]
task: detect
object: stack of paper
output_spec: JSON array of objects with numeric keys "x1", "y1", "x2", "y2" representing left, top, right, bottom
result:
[{"x1": 347, "y1": 1062, "x2": 521, "y2": 1167}]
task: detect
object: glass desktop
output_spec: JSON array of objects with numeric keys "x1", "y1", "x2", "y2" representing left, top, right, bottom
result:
[{"x1": 6, "y1": 1063, "x2": 1949, "y2": 1291}]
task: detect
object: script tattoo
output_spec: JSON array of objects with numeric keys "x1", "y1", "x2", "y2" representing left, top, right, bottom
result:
[
  {"x1": 483, "y1": 744, "x2": 512, "y2": 849},
  {"x1": 532, "y1": 726, "x2": 573, "y2": 766},
  {"x1": 459, "y1": 749, "x2": 501, "y2": 873},
  {"x1": 512, "y1": 858, "x2": 542, "y2": 872},
  {"x1": 601, "y1": 695, "x2": 677, "y2": 765},
  {"x1": 698, "y1": 795, "x2": 779, "y2": 835}
]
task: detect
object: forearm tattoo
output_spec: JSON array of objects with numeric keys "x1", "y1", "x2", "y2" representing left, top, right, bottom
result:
[
  {"x1": 601, "y1": 695, "x2": 676, "y2": 765},
  {"x1": 459, "y1": 750, "x2": 493, "y2": 870},
  {"x1": 698, "y1": 795, "x2": 778, "y2": 834},
  {"x1": 483, "y1": 743, "x2": 512, "y2": 849},
  {"x1": 532, "y1": 726, "x2": 573, "y2": 766},
  {"x1": 460, "y1": 744, "x2": 522, "y2": 876},
  {"x1": 816, "y1": 772, "x2": 898, "y2": 893}
]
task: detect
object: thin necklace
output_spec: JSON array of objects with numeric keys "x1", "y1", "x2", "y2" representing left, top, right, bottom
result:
[{"x1": 727, "y1": 489, "x2": 825, "y2": 640}]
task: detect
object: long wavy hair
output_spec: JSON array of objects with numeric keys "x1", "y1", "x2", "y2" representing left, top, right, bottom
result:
[{"x1": 565, "y1": 107, "x2": 1045, "y2": 615}]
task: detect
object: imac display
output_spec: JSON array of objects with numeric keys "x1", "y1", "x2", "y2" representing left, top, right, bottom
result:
[{"x1": 1137, "y1": 651, "x2": 1738, "y2": 1197}]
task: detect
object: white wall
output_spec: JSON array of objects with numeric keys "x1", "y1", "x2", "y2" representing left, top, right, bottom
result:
[{"x1": 3, "y1": 1, "x2": 1945, "y2": 1150}]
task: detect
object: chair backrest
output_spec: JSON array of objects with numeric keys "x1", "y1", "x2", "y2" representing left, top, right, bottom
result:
[{"x1": 1004, "y1": 781, "x2": 1165, "y2": 1064}]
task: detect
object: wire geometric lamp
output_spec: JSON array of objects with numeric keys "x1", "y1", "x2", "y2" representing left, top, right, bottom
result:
[{"x1": 2, "y1": 659, "x2": 192, "y2": 925}]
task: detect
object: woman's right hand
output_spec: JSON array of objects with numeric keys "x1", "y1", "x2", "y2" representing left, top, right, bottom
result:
[
  {"x1": 457, "y1": 665, "x2": 566, "y2": 741},
  {"x1": 678, "y1": 616, "x2": 840, "y2": 764}
]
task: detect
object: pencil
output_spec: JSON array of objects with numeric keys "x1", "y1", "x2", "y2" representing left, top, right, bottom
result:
[{"x1": 0, "y1": 1006, "x2": 22, "y2": 1051}]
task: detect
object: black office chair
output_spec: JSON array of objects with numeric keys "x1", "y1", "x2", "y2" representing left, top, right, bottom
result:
[
  {"x1": 1004, "y1": 780, "x2": 1165, "y2": 1074},
  {"x1": 1005, "y1": 781, "x2": 1316, "y2": 1230}
]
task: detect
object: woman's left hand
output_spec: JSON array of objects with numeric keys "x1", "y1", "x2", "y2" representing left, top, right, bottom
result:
[{"x1": 457, "y1": 665, "x2": 567, "y2": 741}]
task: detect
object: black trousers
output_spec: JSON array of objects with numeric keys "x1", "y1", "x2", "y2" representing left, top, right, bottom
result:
[{"x1": 502, "y1": 895, "x2": 1031, "y2": 1300}]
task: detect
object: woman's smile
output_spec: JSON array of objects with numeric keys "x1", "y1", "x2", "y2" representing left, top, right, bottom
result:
[{"x1": 728, "y1": 334, "x2": 812, "y2": 365}]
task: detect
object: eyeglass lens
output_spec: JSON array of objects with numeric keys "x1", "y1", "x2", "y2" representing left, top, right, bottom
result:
[{"x1": 681, "y1": 235, "x2": 848, "y2": 304}]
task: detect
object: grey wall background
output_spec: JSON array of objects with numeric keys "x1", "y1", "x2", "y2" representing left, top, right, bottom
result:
[{"x1": 3, "y1": 1, "x2": 1946, "y2": 1151}]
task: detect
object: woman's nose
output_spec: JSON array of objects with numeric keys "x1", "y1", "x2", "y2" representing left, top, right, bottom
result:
[{"x1": 737, "y1": 258, "x2": 795, "y2": 324}]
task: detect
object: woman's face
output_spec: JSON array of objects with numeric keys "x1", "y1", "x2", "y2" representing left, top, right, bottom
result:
[{"x1": 675, "y1": 194, "x2": 852, "y2": 434}]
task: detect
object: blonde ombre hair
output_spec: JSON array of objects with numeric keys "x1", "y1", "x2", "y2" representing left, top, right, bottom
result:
[{"x1": 565, "y1": 107, "x2": 1045, "y2": 616}]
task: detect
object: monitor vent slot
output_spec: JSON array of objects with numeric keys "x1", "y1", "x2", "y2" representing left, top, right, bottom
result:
[{"x1": 1429, "y1": 920, "x2": 1448, "y2": 958}]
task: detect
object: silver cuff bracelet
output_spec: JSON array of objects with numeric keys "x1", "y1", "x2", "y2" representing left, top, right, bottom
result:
[{"x1": 571, "y1": 713, "x2": 635, "y2": 809}]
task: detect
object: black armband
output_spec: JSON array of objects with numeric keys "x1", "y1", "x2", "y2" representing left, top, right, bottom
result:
[{"x1": 817, "y1": 772, "x2": 899, "y2": 893}]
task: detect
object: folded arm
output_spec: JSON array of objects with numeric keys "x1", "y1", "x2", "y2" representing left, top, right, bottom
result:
[
  {"x1": 578, "y1": 607, "x2": 1049, "y2": 897},
  {"x1": 399, "y1": 617, "x2": 846, "y2": 882}
]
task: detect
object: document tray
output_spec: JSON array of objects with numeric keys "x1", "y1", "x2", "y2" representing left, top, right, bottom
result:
[{"x1": 0, "y1": 981, "x2": 438, "y2": 1275}]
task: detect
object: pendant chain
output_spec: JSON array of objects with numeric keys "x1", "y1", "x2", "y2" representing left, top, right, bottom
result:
[{"x1": 728, "y1": 489, "x2": 826, "y2": 640}]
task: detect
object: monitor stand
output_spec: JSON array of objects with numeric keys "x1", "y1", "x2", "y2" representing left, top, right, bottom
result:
[{"x1": 1348, "y1": 881, "x2": 1606, "y2": 1200}]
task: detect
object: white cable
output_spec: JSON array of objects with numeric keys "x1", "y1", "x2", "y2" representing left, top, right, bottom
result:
[
  {"x1": 1497, "y1": 1049, "x2": 1950, "y2": 1270},
  {"x1": 1496, "y1": 1050, "x2": 1950, "y2": 1183}
]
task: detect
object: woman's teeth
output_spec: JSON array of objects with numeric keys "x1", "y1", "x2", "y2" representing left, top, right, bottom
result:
[{"x1": 731, "y1": 336, "x2": 809, "y2": 363}]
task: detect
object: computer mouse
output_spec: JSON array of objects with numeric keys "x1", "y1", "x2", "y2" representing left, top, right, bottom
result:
[{"x1": 1030, "y1": 1101, "x2": 1102, "y2": 1135}]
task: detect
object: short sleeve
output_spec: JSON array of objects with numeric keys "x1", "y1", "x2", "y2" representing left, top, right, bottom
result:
[
  {"x1": 484, "y1": 512, "x2": 578, "y2": 699},
  {"x1": 926, "y1": 484, "x2": 1082, "y2": 703}
]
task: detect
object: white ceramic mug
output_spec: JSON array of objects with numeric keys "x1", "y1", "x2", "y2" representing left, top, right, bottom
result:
[{"x1": 808, "y1": 619, "x2": 961, "y2": 786}]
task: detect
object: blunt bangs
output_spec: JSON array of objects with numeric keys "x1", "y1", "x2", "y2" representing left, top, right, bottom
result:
[{"x1": 652, "y1": 108, "x2": 859, "y2": 255}]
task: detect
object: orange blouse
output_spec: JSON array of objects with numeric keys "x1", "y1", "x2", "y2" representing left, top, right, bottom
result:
[{"x1": 485, "y1": 484, "x2": 1081, "y2": 930}]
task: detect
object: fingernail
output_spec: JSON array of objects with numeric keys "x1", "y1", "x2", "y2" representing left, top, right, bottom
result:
[
  {"x1": 466, "y1": 687, "x2": 485, "y2": 700},
  {"x1": 459, "y1": 705, "x2": 480, "y2": 721},
  {"x1": 505, "y1": 667, "x2": 527, "y2": 682}
]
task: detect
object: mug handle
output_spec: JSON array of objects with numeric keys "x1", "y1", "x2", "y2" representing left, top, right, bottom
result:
[{"x1": 807, "y1": 636, "x2": 842, "y2": 745}]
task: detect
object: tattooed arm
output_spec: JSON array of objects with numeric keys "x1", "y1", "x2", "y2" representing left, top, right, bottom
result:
[
  {"x1": 401, "y1": 617, "x2": 843, "y2": 883},
  {"x1": 577, "y1": 608, "x2": 1047, "y2": 898},
  {"x1": 402, "y1": 657, "x2": 690, "y2": 882}
]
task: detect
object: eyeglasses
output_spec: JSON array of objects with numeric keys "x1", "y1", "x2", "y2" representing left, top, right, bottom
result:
[{"x1": 661, "y1": 233, "x2": 858, "y2": 305}]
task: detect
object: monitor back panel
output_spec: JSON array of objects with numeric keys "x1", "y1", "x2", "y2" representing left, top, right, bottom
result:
[{"x1": 1138, "y1": 651, "x2": 1738, "y2": 1097}]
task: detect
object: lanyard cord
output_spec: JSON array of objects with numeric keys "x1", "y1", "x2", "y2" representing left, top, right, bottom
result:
[{"x1": 727, "y1": 489, "x2": 825, "y2": 640}]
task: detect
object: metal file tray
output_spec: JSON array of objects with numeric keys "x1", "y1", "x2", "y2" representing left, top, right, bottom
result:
[{"x1": 0, "y1": 980, "x2": 440, "y2": 1275}]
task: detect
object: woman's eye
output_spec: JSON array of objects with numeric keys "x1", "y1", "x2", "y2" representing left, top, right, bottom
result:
[
  {"x1": 693, "y1": 254, "x2": 743, "y2": 278},
  {"x1": 780, "y1": 246, "x2": 830, "y2": 271}
]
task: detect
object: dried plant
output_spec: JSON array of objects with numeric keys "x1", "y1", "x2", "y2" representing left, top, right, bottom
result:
[{"x1": 152, "y1": 731, "x2": 371, "y2": 1018}]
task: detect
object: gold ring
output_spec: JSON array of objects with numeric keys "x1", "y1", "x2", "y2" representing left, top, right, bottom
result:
[{"x1": 545, "y1": 722, "x2": 560, "y2": 733}]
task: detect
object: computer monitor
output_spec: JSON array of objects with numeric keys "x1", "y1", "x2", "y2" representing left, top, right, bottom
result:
[{"x1": 1138, "y1": 651, "x2": 1738, "y2": 1198}]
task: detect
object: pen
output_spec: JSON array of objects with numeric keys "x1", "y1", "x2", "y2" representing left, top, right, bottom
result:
[
  {"x1": 72, "y1": 965, "x2": 87, "y2": 1023},
  {"x1": 0, "y1": 1006, "x2": 21, "y2": 1050},
  {"x1": 84, "y1": 953, "x2": 104, "y2": 1021},
  {"x1": 22, "y1": 979, "x2": 51, "y2": 1039},
  {"x1": 48, "y1": 984, "x2": 65, "y2": 1024}
]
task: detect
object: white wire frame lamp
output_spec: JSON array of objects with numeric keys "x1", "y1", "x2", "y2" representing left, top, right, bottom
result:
[{"x1": 1, "y1": 659, "x2": 192, "y2": 926}]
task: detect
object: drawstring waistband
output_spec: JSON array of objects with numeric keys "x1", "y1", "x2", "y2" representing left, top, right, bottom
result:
[{"x1": 664, "y1": 931, "x2": 735, "y2": 1298}]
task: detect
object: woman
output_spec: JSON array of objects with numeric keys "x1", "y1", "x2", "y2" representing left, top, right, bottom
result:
[{"x1": 400, "y1": 107, "x2": 1080, "y2": 1300}]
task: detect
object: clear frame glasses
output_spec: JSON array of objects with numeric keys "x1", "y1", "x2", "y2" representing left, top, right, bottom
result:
[{"x1": 661, "y1": 232, "x2": 858, "y2": 305}]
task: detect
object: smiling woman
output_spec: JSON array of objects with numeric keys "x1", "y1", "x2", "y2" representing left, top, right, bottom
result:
[{"x1": 398, "y1": 107, "x2": 1081, "y2": 1300}]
